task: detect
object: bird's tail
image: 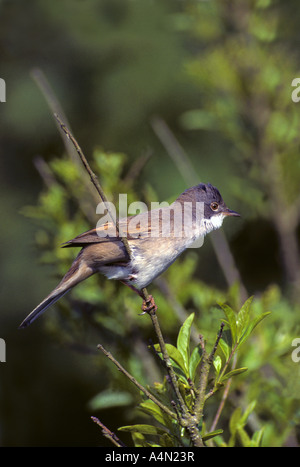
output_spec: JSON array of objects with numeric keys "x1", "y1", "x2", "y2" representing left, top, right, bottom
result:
[{"x1": 19, "y1": 251, "x2": 94, "y2": 329}]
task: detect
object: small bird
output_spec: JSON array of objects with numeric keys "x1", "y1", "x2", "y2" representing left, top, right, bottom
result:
[{"x1": 19, "y1": 183, "x2": 239, "y2": 328}]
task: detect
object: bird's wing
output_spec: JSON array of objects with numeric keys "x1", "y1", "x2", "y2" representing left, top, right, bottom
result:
[
  {"x1": 61, "y1": 214, "x2": 147, "y2": 248},
  {"x1": 63, "y1": 206, "x2": 181, "y2": 248}
]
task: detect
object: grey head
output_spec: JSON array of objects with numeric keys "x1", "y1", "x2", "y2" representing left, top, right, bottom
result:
[{"x1": 177, "y1": 183, "x2": 240, "y2": 220}]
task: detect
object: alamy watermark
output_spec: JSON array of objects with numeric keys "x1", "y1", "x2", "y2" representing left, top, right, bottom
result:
[
  {"x1": 0, "y1": 338, "x2": 6, "y2": 362},
  {"x1": 291, "y1": 78, "x2": 300, "y2": 102},
  {"x1": 94, "y1": 194, "x2": 207, "y2": 248},
  {"x1": 0, "y1": 78, "x2": 6, "y2": 102},
  {"x1": 291, "y1": 338, "x2": 300, "y2": 363}
]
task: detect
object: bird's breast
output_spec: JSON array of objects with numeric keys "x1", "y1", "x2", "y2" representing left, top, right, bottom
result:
[{"x1": 127, "y1": 237, "x2": 190, "y2": 289}]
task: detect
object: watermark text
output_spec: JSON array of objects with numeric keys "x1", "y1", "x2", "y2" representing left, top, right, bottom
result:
[
  {"x1": 0, "y1": 338, "x2": 6, "y2": 362},
  {"x1": 291, "y1": 78, "x2": 300, "y2": 102},
  {"x1": 0, "y1": 78, "x2": 6, "y2": 102},
  {"x1": 291, "y1": 338, "x2": 300, "y2": 362}
]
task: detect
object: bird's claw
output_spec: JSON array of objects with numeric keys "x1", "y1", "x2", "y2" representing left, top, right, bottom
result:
[{"x1": 141, "y1": 295, "x2": 157, "y2": 314}]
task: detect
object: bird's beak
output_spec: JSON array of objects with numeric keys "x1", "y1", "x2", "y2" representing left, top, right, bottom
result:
[{"x1": 223, "y1": 208, "x2": 240, "y2": 217}]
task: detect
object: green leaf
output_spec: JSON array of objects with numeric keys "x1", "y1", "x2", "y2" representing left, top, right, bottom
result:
[
  {"x1": 218, "y1": 337, "x2": 230, "y2": 361},
  {"x1": 249, "y1": 428, "x2": 265, "y2": 447},
  {"x1": 238, "y1": 311, "x2": 271, "y2": 346},
  {"x1": 131, "y1": 432, "x2": 148, "y2": 448},
  {"x1": 213, "y1": 355, "x2": 222, "y2": 377},
  {"x1": 153, "y1": 343, "x2": 186, "y2": 374},
  {"x1": 177, "y1": 313, "x2": 195, "y2": 373},
  {"x1": 236, "y1": 296, "x2": 254, "y2": 341},
  {"x1": 241, "y1": 400, "x2": 256, "y2": 424},
  {"x1": 118, "y1": 424, "x2": 169, "y2": 436},
  {"x1": 87, "y1": 390, "x2": 133, "y2": 410},
  {"x1": 202, "y1": 429, "x2": 224, "y2": 441},
  {"x1": 189, "y1": 344, "x2": 202, "y2": 381},
  {"x1": 220, "y1": 367, "x2": 248, "y2": 383},
  {"x1": 229, "y1": 402, "x2": 257, "y2": 447},
  {"x1": 229, "y1": 407, "x2": 242, "y2": 446},
  {"x1": 139, "y1": 400, "x2": 167, "y2": 426},
  {"x1": 159, "y1": 433, "x2": 176, "y2": 447},
  {"x1": 218, "y1": 303, "x2": 237, "y2": 344},
  {"x1": 237, "y1": 426, "x2": 251, "y2": 447}
]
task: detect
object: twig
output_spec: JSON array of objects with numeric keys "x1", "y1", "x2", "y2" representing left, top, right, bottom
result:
[
  {"x1": 155, "y1": 277, "x2": 200, "y2": 344},
  {"x1": 31, "y1": 68, "x2": 103, "y2": 222},
  {"x1": 53, "y1": 113, "x2": 133, "y2": 260},
  {"x1": 31, "y1": 68, "x2": 79, "y2": 165},
  {"x1": 143, "y1": 297, "x2": 187, "y2": 410},
  {"x1": 98, "y1": 340, "x2": 205, "y2": 447},
  {"x1": 209, "y1": 322, "x2": 225, "y2": 363},
  {"x1": 193, "y1": 324, "x2": 224, "y2": 424},
  {"x1": 91, "y1": 416, "x2": 127, "y2": 447},
  {"x1": 97, "y1": 344, "x2": 177, "y2": 420},
  {"x1": 209, "y1": 354, "x2": 237, "y2": 433}
]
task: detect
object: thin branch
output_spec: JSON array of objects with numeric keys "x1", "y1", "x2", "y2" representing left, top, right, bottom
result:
[
  {"x1": 31, "y1": 68, "x2": 102, "y2": 221},
  {"x1": 208, "y1": 322, "x2": 225, "y2": 364},
  {"x1": 53, "y1": 113, "x2": 133, "y2": 260},
  {"x1": 91, "y1": 416, "x2": 127, "y2": 447},
  {"x1": 193, "y1": 324, "x2": 224, "y2": 424},
  {"x1": 97, "y1": 344, "x2": 177, "y2": 420},
  {"x1": 31, "y1": 68, "x2": 79, "y2": 165},
  {"x1": 209, "y1": 353, "x2": 237, "y2": 433},
  {"x1": 155, "y1": 277, "x2": 200, "y2": 344},
  {"x1": 144, "y1": 300, "x2": 188, "y2": 411}
]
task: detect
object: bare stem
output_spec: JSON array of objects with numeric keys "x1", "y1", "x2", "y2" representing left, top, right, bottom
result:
[
  {"x1": 209, "y1": 353, "x2": 237, "y2": 434},
  {"x1": 91, "y1": 416, "x2": 127, "y2": 447},
  {"x1": 142, "y1": 291, "x2": 187, "y2": 410},
  {"x1": 97, "y1": 344, "x2": 177, "y2": 420},
  {"x1": 193, "y1": 324, "x2": 224, "y2": 424},
  {"x1": 53, "y1": 113, "x2": 133, "y2": 260}
]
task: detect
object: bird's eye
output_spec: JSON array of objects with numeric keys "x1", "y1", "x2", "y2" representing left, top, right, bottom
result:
[{"x1": 211, "y1": 202, "x2": 219, "y2": 211}]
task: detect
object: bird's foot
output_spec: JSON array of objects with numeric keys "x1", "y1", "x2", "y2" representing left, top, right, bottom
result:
[{"x1": 141, "y1": 295, "x2": 157, "y2": 314}]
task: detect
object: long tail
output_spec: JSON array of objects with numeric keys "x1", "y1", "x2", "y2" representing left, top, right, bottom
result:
[{"x1": 19, "y1": 251, "x2": 94, "y2": 329}]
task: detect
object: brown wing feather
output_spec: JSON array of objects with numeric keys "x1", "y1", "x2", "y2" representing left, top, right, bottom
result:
[
  {"x1": 62, "y1": 227, "x2": 115, "y2": 247},
  {"x1": 62, "y1": 220, "x2": 126, "y2": 248},
  {"x1": 62, "y1": 206, "x2": 177, "y2": 249},
  {"x1": 62, "y1": 213, "x2": 150, "y2": 248},
  {"x1": 79, "y1": 240, "x2": 129, "y2": 266}
]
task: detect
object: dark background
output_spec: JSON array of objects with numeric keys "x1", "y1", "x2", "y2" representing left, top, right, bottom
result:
[{"x1": 1, "y1": 0, "x2": 300, "y2": 446}]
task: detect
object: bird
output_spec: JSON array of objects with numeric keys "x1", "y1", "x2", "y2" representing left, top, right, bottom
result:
[{"x1": 19, "y1": 183, "x2": 240, "y2": 328}]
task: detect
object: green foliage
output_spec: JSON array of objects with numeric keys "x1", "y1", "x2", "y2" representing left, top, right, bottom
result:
[
  {"x1": 88, "y1": 390, "x2": 134, "y2": 411},
  {"x1": 227, "y1": 402, "x2": 264, "y2": 448},
  {"x1": 116, "y1": 299, "x2": 270, "y2": 447},
  {"x1": 182, "y1": 0, "x2": 300, "y2": 293}
]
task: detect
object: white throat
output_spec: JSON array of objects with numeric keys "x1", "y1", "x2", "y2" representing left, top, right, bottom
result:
[{"x1": 202, "y1": 213, "x2": 225, "y2": 235}]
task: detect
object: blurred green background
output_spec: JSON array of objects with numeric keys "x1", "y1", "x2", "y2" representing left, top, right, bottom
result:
[{"x1": 1, "y1": 0, "x2": 300, "y2": 447}]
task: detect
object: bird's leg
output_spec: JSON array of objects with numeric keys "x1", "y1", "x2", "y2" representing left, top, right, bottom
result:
[
  {"x1": 120, "y1": 281, "x2": 144, "y2": 298},
  {"x1": 120, "y1": 281, "x2": 157, "y2": 314}
]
